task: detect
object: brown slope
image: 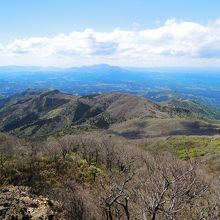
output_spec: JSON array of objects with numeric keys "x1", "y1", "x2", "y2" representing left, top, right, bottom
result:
[
  {"x1": 0, "y1": 89, "x2": 220, "y2": 138},
  {"x1": 109, "y1": 118, "x2": 220, "y2": 140}
]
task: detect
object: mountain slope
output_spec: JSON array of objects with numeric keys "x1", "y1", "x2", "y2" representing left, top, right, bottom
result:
[
  {"x1": 162, "y1": 98, "x2": 220, "y2": 120},
  {"x1": 0, "y1": 90, "x2": 167, "y2": 137},
  {"x1": 0, "y1": 89, "x2": 220, "y2": 138}
]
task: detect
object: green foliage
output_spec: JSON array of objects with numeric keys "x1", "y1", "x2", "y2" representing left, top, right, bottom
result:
[
  {"x1": 0, "y1": 151, "x2": 104, "y2": 193},
  {"x1": 145, "y1": 136, "x2": 220, "y2": 174},
  {"x1": 152, "y1": 136, "x2": 216, "y2": 160},
  {"x1": 176, "y1": 147, "x2": 206, "y2": 160},
  {"x1": 41, "y1": 108, "x2": 63, "y2": 119},
  {"x1": 76, "y1": 159, "x2": 103, "y2": 183}
]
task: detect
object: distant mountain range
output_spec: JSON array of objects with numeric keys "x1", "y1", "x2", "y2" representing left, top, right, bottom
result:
[
  {"x1": 0, "y1": 64, "x2": 220, "y2": 108},
  {"x1": 0, "y1": 89, "x2": 219, "y2": 138},
  {"x1": 0, "y1": 64, "x2": 123, "y2": 74},
  {"x1": 1, "y1": 64, "x2": 220, "y2": 73}
]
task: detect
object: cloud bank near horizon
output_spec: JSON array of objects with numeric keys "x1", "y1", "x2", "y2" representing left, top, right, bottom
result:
[{"x1": 1, "y1": 18, "x2": 220, "y2": 67}]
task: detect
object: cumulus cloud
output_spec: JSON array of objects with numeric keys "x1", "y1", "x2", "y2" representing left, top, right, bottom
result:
[{"x1": 1, "y1": 18, "x2": 220, "y2": 66}]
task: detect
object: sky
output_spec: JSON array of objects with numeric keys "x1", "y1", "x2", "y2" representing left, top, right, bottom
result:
[{"x1": 0, "y1": 0, "x2": 220, "y2": 67}]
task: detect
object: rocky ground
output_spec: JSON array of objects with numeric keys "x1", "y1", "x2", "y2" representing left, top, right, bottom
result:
[{"x1": 0, "y1": 186, "x2": 64, "y2": 219}]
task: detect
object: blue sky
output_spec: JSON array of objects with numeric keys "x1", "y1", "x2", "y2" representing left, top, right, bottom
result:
[
  {"x1": 1, "y1": 0, "x2": 219, "y2": 42},
  {"x1": 0, "y1": 0, "x2": 220, "y2": 67}
]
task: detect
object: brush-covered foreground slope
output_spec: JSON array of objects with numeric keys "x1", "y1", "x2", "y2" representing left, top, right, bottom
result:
[{"x1": 0, "y1": 89, "x2": 219, "y2": 138}]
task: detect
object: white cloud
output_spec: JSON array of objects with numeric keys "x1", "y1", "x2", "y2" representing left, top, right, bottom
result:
[{"x1": 1, "y1": 18, "x2": 220, "y2": 67}]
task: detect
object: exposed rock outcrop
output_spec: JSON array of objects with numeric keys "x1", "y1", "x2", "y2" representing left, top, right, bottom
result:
[{"x1": 0, "y1": 186, "x2": 64, "y2": 220}]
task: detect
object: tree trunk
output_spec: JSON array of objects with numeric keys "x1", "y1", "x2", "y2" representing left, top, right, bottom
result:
[
  {"x1": 123, "y1": 198, "x2": 130, "y2": 220},
  {"x1": 106, "y1": 206, "x2": 113, "y2": 220},
  {"x1": 152, "y1": 207, "x2": 158, "y2": 220}
]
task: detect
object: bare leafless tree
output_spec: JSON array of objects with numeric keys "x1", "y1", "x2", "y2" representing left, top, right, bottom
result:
[{"x1": 137, "y1": 153, "x2": 208, "y2": 220}]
